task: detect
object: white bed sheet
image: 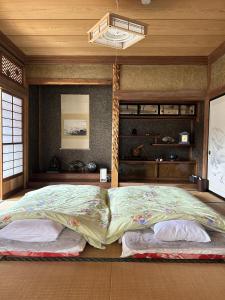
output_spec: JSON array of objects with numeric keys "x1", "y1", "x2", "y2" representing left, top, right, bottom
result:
[{"x1": 121, "y1": 228, "x2": 225, "y2": 258}]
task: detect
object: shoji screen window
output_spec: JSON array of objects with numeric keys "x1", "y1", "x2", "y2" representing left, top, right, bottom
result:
[{"x1": 1, "y1": 91, "x2": 23, "y2": 179}]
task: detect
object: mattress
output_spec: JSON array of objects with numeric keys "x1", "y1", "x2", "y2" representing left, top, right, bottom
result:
[
  {"x1": 121, "y1": 229, "x2": 225, "y2": 260},
  {"x1": 0, "y1": 228, "x2": 86, "y2": 257}
]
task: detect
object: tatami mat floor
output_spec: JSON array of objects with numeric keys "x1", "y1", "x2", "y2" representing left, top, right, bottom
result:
[
  {"x1": 0, "y1": 261, "x2": 225, "y2": 300},
  {"x1": 0, "y1": 186, "x2": 225, "y2": 300}
]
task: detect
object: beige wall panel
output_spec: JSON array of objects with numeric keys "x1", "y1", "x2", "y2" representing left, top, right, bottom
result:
[
  {"x1": 211, "y1": 53, "x2": 225, "y2": 90},
  {"x1": 26, "y1": 64, "x2": 112, "y2": 79},
  {"x1": 121, "y1": 65, "x2": 207, "y2": 91},
  {"x1": 3, "y1": 175, "x2": 24, "y2": 198}
]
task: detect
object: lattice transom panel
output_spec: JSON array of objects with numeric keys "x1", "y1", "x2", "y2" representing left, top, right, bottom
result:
[{"x1": 1, "y1": 55, "x2": 23, "y2": 85}]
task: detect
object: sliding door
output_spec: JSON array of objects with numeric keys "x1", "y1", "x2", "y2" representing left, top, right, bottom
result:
[
  {"x1": 207, "y1": 95, "x2": 225, "y2": 198},
  {"x1": 0, "y1": 90, "x2": 24, "y2": 199}
]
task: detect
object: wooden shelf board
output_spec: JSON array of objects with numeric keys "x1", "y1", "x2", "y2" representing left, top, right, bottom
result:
[
  {"x1": 30, "y1": 172, "x2": 101, "y2": 181},
  {"x1": 28, "y1": 181, "x2": 111, "y2": 189},
  {"x1": 152, "y1": 143, "x2": 193, "y2": 147},
  {"x1": 119, "y1": 182, "x2": 197, "y2": 190},
  {"x1": 119, "y1": 135, "x2": 160, "y2": 138},
  {"x1": 29, "y1": 173, "x2": 112, "y2": 188},
  {"x1": 120, "y1": 115, "x2": 196, "y2": 120},
  {"x1": 119, "y1": 178, "x2": 191, "y2": 183},
  {"x1": 120, "y1": 160, "x2": 196, "y2": 164}
]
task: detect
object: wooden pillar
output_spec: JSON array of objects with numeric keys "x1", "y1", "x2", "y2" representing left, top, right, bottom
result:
[
  {"x1": 111, "y1": 64, "x2": 120, "y2": 187},
  {"x1": 202, "y1": 63, "x2": 211, "y2": 179},
  {"x1": 23, "y1": 93, "x2": 29, "y2": 188},
  {"x1": 23, "y1": 67, "x2": 29, "y2": 188}
]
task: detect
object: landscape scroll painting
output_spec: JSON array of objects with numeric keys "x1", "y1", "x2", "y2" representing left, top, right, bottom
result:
[{"x1": 61, "y1": 94, "x2": 89, "y2": 149}]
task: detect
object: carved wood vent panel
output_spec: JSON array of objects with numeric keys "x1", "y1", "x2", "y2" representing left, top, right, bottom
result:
[{"x1": 1, "y1": 54, "x2": 23, "y2": 85}]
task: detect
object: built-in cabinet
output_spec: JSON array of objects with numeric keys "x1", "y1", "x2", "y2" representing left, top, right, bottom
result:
[{"x1": 119, "y1": 103, "x2": 200, "y2": 182}]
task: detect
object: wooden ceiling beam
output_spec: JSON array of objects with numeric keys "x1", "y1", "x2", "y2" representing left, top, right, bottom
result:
[
  {"x1": 208, "y1": 40, "x2": 225, "y2": 64},
  {"x1": 1, "y1": 0, "x2": 225, "y2": 20},
  {"x1": 22, "y1": 47, "x2": 213, "y2": 56},
  {"x1": 8, "y1": 35, "x2": 224, "y2": 49},
  {"x1": 25, "y1": 55, "x2": 208, "y2": 65},
  {"x1": 0, "y1": 31, "x2": 26, "y2": 64},
  {"x1": 27, "y1": 78, "x2": 112, "y2": 85},
  {"x1": 116, "y1": 90, "x2": 206, "y2": 101},
  {"x1": 1, "y1": 20, "x2": 225, "y2": 36}
]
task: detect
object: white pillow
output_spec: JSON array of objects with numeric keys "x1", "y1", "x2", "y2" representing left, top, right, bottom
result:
[
  {"x1": 0, "y1": 219, "x2": 65, "y2": 242},
  {"x1": 153, "y1": 220, "x2": 211, "y2": 243}
]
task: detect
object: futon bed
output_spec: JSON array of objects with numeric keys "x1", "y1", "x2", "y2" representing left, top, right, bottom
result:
[
  {"x1": 0, "y1": 228, "x2": 86, "y2": 257},
  {"x1": 121, "y1": 229, "x2": 225, "y2": 260},
  {"x1": 1, "y1": 184, "x2": 225, "y2": 261},
  {"x1": 107, "y1": 185, "x2": 225, "y2": 260},
  {"x1": 0, "y1": 185, "x2": 110, "y2": 257}
]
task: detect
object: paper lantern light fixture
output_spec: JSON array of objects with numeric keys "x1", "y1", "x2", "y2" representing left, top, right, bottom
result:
[{"x1": 87, "y1": 13, "x2": 147, "y2": 50}]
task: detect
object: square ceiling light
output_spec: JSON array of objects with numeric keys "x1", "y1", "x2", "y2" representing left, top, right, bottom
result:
[{"x1": 88, "y1": 13, "x2": 147, "y2": 49}]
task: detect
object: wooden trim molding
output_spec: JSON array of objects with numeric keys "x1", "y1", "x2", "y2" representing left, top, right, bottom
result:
[
  {"x1": 26, "y1": 56, "x2": 115, "y2": 65},
  {"x1": 208, "y1": 84, "x2": 225, "y2": 100},
  {"x1": 26, "y1": 55, "x2": 208, "y2": 65},
  {"x1": 2, "y1": 186, "x2": 24, "y2": 200},
  {"x1": 0, "y1": 74, "x2": 27, "y2": 98},
  {"x1": 0, "y1": 31, "x2": 25, "y2": 64},
  {"x1": 208, "y1": 40, "x2": 225, "y2": 64},
  {"x1": 27, "y1": 78, "x2": 112, "y2": 85},
  {"x1": 111, "y1": 64, "x2": 120, "y2": 188},
  {"x1": 115, "y1": 90, "x2": 206, "y2": 101}
]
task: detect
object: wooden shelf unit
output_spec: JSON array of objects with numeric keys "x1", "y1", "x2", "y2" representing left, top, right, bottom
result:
[{"x1": 119, "y1": 102, "x2": 198, "y2": 183}]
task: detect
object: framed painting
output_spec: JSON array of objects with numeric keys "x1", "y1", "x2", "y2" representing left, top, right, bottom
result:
[
  {"x1": 160, "y1": 105, "x2": 179, "y2": 115},
  {"x1": 120, "y1": 104, "x2": 138, "y2": 115},
  {"x1": 61, "y1": 94, "x2": 89, "y2": 149},
  {"x1": 139, "y1": 104, "x2": 158, "y2": 115}
]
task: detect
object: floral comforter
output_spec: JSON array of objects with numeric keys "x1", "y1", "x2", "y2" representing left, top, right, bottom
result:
[
  {"x1": 106, "y1": 185, "x2": 225, "y2": 244},
  {"x1": 0, "y1": 185, "x2": 109, "y2": 249}
]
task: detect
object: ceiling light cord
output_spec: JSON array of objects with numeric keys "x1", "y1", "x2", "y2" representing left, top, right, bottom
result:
[
  {"x1": 116, "y1": 0, "x2": 119, "y2": 10},
  {"x1": 115, "y1": 49, "x2": 119, "y2": 65}
]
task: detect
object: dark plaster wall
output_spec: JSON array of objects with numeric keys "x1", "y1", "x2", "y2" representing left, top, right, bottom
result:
[{"x1": 29, "y1": 85, "x2": 112, "y2": 173}]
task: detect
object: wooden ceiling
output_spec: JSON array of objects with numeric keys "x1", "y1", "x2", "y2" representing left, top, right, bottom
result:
[{"x1": 0, "y1": 0, "x2": 225, "y2": 57}]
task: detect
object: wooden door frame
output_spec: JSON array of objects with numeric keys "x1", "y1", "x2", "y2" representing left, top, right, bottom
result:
[{"x1": 207, "y1": 92, "x2": 225, "y2": 198}]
